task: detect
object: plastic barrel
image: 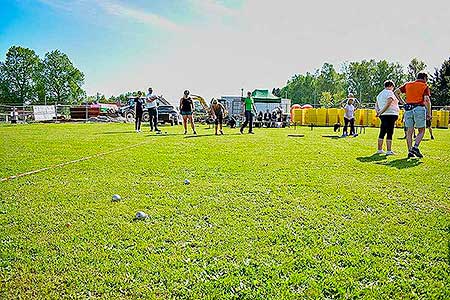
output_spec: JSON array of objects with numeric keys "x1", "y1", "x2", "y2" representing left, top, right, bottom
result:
[
  {"x1": 316, "y1": 108, "x2": 327, "y2": 126},
  {"x1": 327, "y1": 108, "x2": 339, "y2": 125},
  {"x1": 292, "y1": 108, "x2": 303, "y2": 124},
  {"x1": 303, "y1": 108, "x2": 317, "y2": 125}
]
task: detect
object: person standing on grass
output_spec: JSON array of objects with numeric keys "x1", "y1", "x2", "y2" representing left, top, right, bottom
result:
[
  {"x1": 375, "y1": 80, "x2": 400, "y2": 155},
  {"x1": 134, "y1": 91, "x2": 144, "y2": 133},
  {"x1": 179, "y1": 90, "x2": 196, "y2": 135},
  {"x1": 394, "y1": 72, "x2": 432, "y2": 158},
  {"x1": 210, "y1": 99, "x2": 225, "y2": 135},
  {"x1": 145, "y1": 87, "x2": 160, "y2": 132},
  {"x1": 340, "y1": 94, "x2": 358, "y2": 137},
  {"x1": 240, "y1": 91, "x2": 257, "y2": 134}
]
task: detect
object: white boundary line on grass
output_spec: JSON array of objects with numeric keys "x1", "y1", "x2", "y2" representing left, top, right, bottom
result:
[{"x1": 0, "y1": 140, "x2": 150, "y2": 183}]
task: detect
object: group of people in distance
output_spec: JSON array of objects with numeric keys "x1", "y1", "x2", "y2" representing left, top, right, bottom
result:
[{"x1": 137, "y1": 73, "x2": 432, "y2": 159}]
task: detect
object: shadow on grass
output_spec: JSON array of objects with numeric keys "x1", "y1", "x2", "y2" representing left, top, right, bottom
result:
[
  {"x1": 322, "y1": 135, "x2": 341, "y2": 139},
  {"x1": 356, "y1": 154, "x2": 387, "y2": 162},
  {"x1": 184, "y1": 134, "x2": 215, "y2": 138},
  {"x1": 376, "y1": 158, "x2": 423, "y2": 169},
  {"x1": 287, "y1": 134, "x2": 305, "y2": 138},
  {"x1": 97, "y1": 131, "x2": 138, "y2": 135}
]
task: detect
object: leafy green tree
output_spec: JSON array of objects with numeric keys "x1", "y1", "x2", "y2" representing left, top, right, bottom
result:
[
  {"x1": 280, "y1": 72, "x2": 317, "y2": 105},
  {"x1": 430, "y1": 57, "x2": 450, "y2": 106},
  {"x1": 316, "y1": 63, "x2": 345, "y2": 98},
  {"x1": 0, "y1": 46, "x2": 40, "y2": 104},
  {"x1": 319, "y1": 91, "x2": 333, "y2": 108},
  {"x1": 42, "y1": 50, "x2": 85, "y2": 104},
  {"x1": 407, "y1": 58, "x2": 427, "y2": 81}
]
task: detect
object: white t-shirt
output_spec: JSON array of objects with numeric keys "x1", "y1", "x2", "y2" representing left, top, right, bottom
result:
[
  {"x1": 145, "y1": 93, "x2": 157, "y2": 109},
  {"x1": 376, "y1": 89, "x2": 399, "y2": 116},
  {"x1": 344, "y1": 104, "x2": 355, "y2": 119}
]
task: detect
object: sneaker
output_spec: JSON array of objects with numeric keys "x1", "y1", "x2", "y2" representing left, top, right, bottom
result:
[
  {"x1": 240, "y1": 129, "x2": 244, "y2": 134},
  {"x1": 220, "y1": 130, "x2": 223, "y2": 135},
  {"x1": 353, "y1": 133, "x2": 358, "y2": 137},
  {"x1": 249, "y1": 131, "x2": 255, "y2": 134},
  {"x1": 376, "y1": 150, "x2": 385, "y2": 154},
  {"x1": 431, "y1": 136, "x2": 435, "y2": 140},
  {"x1": 184, "y1": 131, "x2": 187, "y2": 135},
  {"x1": 193, "y1": 131, "x2": 197, "y2": 135},
  {"x1": 385, "y1": 151, "x2": 395, "y2": 156},
  {"x1": 408, "y1": 151, "x2": 415, "y2": 158},
  {"x1": 410, "y1": 146, "x2": 423, "y2": 158}
]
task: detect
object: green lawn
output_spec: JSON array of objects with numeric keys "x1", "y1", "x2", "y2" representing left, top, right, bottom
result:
[{"x1": 0, "y1": 123, "x2": 449, "y2": 299}]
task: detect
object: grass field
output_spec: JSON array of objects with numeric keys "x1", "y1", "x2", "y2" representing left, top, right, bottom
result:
[{"x1": 0, "y1": 123, "x2": 449, "y2": 299}]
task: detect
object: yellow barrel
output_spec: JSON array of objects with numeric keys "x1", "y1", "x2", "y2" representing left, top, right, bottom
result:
[
  {"x1": 337, "y1": 109, "x2": 345, "y2": 124},
  {"x1": 292, "y1": 108, "x2": 302, "y2": 124},
  {"x1": 302, "y1": 109, "x2": 317, "y2": 125},
  {"x1": 316, "y1": 108, "x2": 327, "y2": 126},
  {"x1": 431, "y1": 110, "x2": 438, "y2": 127},
  {"x1": 358, "y1": 109, "x2": 371, "y2": 126},
  {"x1": 396, "y1": 110, "x2": 404, "y2": 128},
  {"x1": 327, "y1": 108, "x2": 339, "y2": 125},
  {"x1": 354, "y1": 109, "x2": 363, "y2": 126},
  {"x1": 437, "y1": 110, "x2": 449, "y2": 128},
  {"x1": 370, "y1": 110, "x2": 381, "y2": 127}
]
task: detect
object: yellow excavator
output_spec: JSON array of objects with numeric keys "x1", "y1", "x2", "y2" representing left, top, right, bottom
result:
[{"x1": 190, "y1": 94, "x2": 228, "y2": 123}]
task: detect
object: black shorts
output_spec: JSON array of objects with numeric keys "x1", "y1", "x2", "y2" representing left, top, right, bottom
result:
[
  {"x1": 215, "y1": 114, "x2": 223, "y2": 125},
  {"x1": 426, "y1": 119, "x2": 431, "y2": 128}
]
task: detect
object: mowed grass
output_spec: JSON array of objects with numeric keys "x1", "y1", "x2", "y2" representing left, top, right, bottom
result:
[{"x1": 0, "y1": 123, "x2": 449, "y2": 299}]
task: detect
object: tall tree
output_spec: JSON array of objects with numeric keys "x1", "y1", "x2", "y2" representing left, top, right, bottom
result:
[
  {"x1": 0, "y1": 46, "x2": 40, "y2": 104},
  {"x1": 407, "y1": 58, "x2": 427, "y2": 81},
  {"x1": 430, "y1": 57, "x2": 450, "y2": 106},
  {"x1": 42, "y1": 50, "x2": 85, "y2": 104},
  {"x1": 280, "y1": 72, "x2": 317, "y2": 105}
]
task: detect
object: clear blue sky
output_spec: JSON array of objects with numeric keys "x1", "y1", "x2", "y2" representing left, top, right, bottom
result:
[{"x1": 1, "y1": 0, "x2": 449, "y2": 103}]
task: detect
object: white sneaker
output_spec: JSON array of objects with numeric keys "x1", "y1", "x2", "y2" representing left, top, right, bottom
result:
[
  {"x1": 376, "y1": 150, "x2": 384, "y2": 154},
  {"x1": 385, "y1": 151, "x2": 395, "y2": 156}
]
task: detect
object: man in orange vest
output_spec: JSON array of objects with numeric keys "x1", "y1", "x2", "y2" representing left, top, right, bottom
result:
[{"x1": 395, "y1": 72, "x2": 432, "y2": 158}]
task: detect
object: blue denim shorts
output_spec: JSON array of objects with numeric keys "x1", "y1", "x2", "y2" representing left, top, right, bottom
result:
[{"x1": 404, "y1": 106, "x2": 426, "y2": 128}]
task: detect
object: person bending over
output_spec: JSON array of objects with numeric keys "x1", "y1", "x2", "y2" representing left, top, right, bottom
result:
[{"x1": 211, "y1": 99, "x2": 225, "y2": 135}]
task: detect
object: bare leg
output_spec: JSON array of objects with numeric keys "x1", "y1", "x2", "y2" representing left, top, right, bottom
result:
[
  {"x1": 377, "y1": 138, "x2": 383, "y2": 151},
  {"x1": 415, "y1": 128, "x2": 425, "y2": 147},
  {"x1": 189, "y1": 116, "x2": 196, "y2": 132},
  {"x1": 386, "y1": 139, "x2": 392, "y2": 152},
  {"x1": 406, "y1": 127, "x2": 414, "y2": 150},
  {"x1": 429, "y1": 127, "x2": 434, "y2": 139},
  {"x1": 183, "y1": 115, "x2": 188, "y2": 133}
]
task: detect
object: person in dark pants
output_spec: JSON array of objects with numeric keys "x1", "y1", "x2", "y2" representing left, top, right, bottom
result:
[
  {"x1": 375, "y1": 80, "x2": 400, "y2": 155},
  {"x1": 211, "y1": 99, "x2": 225, "y2": 135},
  {"x1": 342, "y1": 94, "x2": 358, "y2": 137},
  {"x1": 145, "y1": 87, "x2": 160, "y2": 132},
  {"x1": 240, "y1": 91, "x2": 257, "y2": 134},
  {"x1": 134, "y1": 92, "x2": 144, "y2": 132}
]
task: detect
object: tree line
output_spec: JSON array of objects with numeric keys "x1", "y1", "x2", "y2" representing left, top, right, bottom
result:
[
  {"x1": 275, "y1": 57, "x2": 450, "y2": 107},
  {"x1": 0, "y1": 46, "x2": 85, "y2": 105}
]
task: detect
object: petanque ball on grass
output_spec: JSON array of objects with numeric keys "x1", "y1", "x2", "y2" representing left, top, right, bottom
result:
[
  {"x1": 135, "y1": 211, "x2": 149, "y2": 220},
  {"x1": 65, "y1": 223, "x2": 72, "y2": 228},
  {"x1": 112, "y1": 194, "x2": 121, "y2": 202},
  {"x1": 184, "y1": 179, "x2": 190, "y2": 185}
]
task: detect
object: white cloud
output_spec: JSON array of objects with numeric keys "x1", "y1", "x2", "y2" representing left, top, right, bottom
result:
[{"x1": 95, "y1": 0, "x2": 184, "y2": 33}]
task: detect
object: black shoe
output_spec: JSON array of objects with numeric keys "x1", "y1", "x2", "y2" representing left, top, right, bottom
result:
[
  {"x1": 184, "y1": 131, "x2": 187, "y2": 135},
  {"x1": 155, "y1": 129, "x2": 161, "y2": 132},
  {"x1": 408, "y1": 151, "x2": 415, "y2": 158},
  {"x1": 411, "y1": 147, "x2": 423, "y2": 158},
  {"x1": 249, "y1": 131, "x2": 255, "y2": 134},
  {"x1": 193, "y1": 131, "x2": 197, "y2": 135},
  {"x1": 240, "y1": 129, "x2": 243, "y2": 134},
  {"x1": 431, "y1": 136, "x2": 435, "y2": 140}
]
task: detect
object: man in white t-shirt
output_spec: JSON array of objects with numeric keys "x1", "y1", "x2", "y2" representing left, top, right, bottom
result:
[
  {"x1": 145, "y1": 87, "x2": 160, "y2": 132},
  {"x1": 375, "y1": 80, "x2": 401, "y2": 155}
]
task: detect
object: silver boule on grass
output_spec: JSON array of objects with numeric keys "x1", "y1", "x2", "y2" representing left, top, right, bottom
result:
[
  {"x1": 184, "y1": 179, "x2": 190, "y2": 185},
  {"x1": 112, "y1": 194, "x2": 121, "y2": 202},
  {"x1": 135, "y1": 211, "x2": 149, "y2": 220}
]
